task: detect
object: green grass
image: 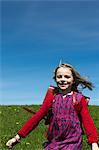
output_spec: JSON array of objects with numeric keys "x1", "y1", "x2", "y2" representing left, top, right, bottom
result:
[{"x1": 0, "y1": 105, "x2": 99, "y2": 150}]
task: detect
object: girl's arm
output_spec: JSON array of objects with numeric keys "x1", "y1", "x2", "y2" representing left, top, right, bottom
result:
[
  {"x1": 80, "y1": 96, "x2": 98, "y2": 146},
  {"x1": 6, "y1": 86, "x2": 54, "y2": 148},
  {"x1": 18, "y1": 86, "x2": 54, "y2": 137}
]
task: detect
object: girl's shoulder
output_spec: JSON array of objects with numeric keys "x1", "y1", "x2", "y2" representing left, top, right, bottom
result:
[
  {"x1": 73, "y1": 91, "x2": 90, "y2": 110},
  {"x1": 48, "y1": 85, "x2": 55, "y2": 89},
  {"x1": 74, "y1": 91, "x2": 84, "y2": 103},
  {"x1": 76, "y1": 91, "x2": 90, "y2": 102},
  {"x1": 48, "y1": 85, "x2": 59, "y2": 95}
]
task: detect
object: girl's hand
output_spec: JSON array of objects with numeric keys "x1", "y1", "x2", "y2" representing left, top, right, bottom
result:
[
  {"x1": 92, "y1": 143, "x2": 99, "y2": 150},
  {"x1": 6, "y1": 134, "x2": 20, "y2": 148}
]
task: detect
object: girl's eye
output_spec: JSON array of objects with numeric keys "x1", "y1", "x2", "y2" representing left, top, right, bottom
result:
[
  {"x1": 64, "y1": 75, "x2": 70, "y2": 78},
  {"x1": 57, "y1": 75, "x2": 62, "y2": 78}
]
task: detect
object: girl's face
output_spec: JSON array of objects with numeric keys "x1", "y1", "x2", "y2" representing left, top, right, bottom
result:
[{"x1": 55, "y1": 67, "x2": 74, "y2": 91}]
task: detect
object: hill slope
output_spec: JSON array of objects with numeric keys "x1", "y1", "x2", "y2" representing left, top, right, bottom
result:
[{"x1": 0, "y1": 105, "x2": 99, "y2": 150}]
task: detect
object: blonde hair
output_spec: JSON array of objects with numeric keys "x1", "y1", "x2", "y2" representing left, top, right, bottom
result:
[{"x1": 53, "y1": 64, "x2": 93, "y2": 91}]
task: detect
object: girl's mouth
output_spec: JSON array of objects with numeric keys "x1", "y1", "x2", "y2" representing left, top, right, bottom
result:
[
  {"x1": 58, "y1": 81, "x2": 68, "y2": 85},
  {"x1": 58, "y1": 83, "x2": 68, "y2": 87}
]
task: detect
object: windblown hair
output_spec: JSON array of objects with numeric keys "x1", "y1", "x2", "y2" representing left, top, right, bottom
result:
[{"x1": 53, "y1": 64, "x2": 94, "y2": 91}]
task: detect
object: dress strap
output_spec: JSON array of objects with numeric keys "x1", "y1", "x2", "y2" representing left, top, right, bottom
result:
[{"x1": 72, "y1": 91, "x2": 83, "y2": 105}]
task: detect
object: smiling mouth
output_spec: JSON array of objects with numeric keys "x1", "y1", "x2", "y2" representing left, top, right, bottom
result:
[{"x1": 58, "y1": 83, "x2": 68, "y2": 86}]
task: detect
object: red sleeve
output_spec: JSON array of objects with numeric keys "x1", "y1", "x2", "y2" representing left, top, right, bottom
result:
[
  {"x1": 80, "y1": 96, "x2": 98, "y2": 144},
  {"x1": 18, "y1": 86, "x2": 54, "y2": 137}
]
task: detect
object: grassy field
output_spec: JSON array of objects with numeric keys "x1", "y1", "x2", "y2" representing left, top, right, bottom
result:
[{"x1": 0, "y1": 105, "x2": 99, "y2": 150}]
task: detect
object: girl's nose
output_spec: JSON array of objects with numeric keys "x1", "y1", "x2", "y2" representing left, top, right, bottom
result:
[{"x1": 61, "y1": 76, "x2": 66, "y2": 81}]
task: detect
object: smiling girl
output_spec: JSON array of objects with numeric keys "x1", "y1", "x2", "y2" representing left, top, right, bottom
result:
[{"x1": 6, "y1": 63, "x2": 99, "y2": 150}]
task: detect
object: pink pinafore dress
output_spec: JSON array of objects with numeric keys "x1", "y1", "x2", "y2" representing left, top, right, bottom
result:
[{"x1": 44, "y1": 92, "x2": 82, "y2": 150}]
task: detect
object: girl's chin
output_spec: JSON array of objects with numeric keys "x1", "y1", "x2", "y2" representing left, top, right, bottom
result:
[{"x1": 58, "y1": 85, "x2": 71, "y2": 90}]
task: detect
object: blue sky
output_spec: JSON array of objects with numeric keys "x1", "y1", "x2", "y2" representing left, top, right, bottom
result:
[{"x1": 1, "y1": 1, "x2": 99, "y2": 105}]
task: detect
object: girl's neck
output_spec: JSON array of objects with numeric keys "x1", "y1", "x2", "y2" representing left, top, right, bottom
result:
[{"x1": 58, "y1": 87, "x2": 72, "y2": 95}]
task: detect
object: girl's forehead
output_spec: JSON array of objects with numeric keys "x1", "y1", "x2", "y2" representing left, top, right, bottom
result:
[{"x1": 56, "y1": 67, "x2": 72, "y2": 74}]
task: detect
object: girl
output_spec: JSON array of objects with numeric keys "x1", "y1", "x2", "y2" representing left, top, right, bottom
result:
[{"x1": 6, "y1": 63, "x2": 99, "y2": 150}]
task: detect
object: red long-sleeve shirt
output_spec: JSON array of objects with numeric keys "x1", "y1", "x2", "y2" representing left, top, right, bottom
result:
[{"x1": 18, "y1": 86, "x2": 98, "y2": 144}]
